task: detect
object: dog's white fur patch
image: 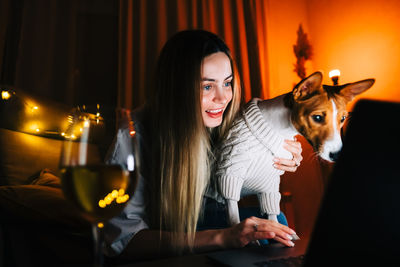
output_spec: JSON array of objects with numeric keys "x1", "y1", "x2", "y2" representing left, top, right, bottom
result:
[{"x1": 320, "y1": 99, "x2": 342, "y2": 161}]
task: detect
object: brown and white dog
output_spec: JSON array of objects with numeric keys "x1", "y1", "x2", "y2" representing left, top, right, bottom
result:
[
  {"x1": 261, "y1": 71, "x2": 375, "y2": 162},
  {"x1": 213, "y1": 71, "x2": 375, "y2": 228}
]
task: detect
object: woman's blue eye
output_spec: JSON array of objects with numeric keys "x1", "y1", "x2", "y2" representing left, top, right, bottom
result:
[
  {"x1": 203, "y1": 85, "x2": 212, "y2": 91},
  {"x1": 224, "y1": 81, "x2": 232, "y2": 87}
]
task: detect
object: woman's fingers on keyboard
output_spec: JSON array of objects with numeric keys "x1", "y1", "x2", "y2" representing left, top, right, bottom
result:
[{"x1": 274, "y1": 236, "x2": 295, "y2": 247}]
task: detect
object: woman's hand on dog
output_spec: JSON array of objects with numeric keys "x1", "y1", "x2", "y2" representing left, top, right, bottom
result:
[{"x1": 273, "y1": 138, "x2": 303, "y2": 172}]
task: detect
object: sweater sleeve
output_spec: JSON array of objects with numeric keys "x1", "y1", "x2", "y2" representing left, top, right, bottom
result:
[{"x1": 215, "y1": 119, "x2": 251, "y2": 201}]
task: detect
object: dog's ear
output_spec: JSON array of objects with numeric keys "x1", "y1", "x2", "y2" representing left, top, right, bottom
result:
[
  {"x1": 292, "y1": 71, "x2": 323, "y2": 101},
  {"x1": 340, "y1": 78, "x2": 375, "y2": 101}
]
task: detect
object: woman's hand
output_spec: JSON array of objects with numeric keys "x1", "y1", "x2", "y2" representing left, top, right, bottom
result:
[
  {"x1": 221, "y1": 216, "x2": 297, "y2": 249},
  {"x1": 273, "y1": 138, "x2": 303, "y2": 172}
]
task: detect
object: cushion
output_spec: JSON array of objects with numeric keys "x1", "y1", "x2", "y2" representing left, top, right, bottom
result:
[
  {"x1": 0, "y1": 128, "x2": 63, "y2": 186},
  {"x1": 31, "y1": 168, "x2": 61, "y2": 188},
  {"x1": 0, "y1": 170, "x2": 88, "y2": 228}
]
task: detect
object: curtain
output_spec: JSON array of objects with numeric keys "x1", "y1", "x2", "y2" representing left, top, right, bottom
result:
[
  {"x1": 1, "y1": 0, "x2": 271, "y2": 108},
  {"x1": 0, "y1": 0, "x2": 23, "y2": 86},
  {"x1": 0, "y1": 0, "x2": 118, "y2": 108},
  {"x1": 0, "y1": 0, "x2": 79, "y2": 103},
  {"x1": 118, "y1": 0, "x2": 271, "y2": 109},
  {"x1": 15, "y1": 1, "x2": 79, "y2": 104}
]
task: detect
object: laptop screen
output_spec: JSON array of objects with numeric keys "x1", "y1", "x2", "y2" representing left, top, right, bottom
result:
[{"x1": 304, "y1": 99, "x2": 400, "y2": 266}]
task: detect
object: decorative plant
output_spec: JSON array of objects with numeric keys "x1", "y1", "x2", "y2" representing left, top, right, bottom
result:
[{"x1": 293, "y1": 24, "x2": 313, "y2": 79}]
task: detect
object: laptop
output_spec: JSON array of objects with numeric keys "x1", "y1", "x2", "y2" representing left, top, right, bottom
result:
[{"x1": 207, "y1": 99, "x2": 400, "y2": 266}]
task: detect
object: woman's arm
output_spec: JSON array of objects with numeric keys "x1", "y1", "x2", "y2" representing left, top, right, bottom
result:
[
  {"x1": 195, "y1": 216, "x2": 296, "y2": 252},
  {"x1": 117, "y1": 216, "x2": 296, "y2": 261}
]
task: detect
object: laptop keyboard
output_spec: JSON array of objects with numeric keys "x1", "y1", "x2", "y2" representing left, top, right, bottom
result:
[{"x1": 253, "y1": 254, "x2": 305, "y2": 267}]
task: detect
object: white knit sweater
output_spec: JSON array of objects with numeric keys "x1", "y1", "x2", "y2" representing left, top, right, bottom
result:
[{"x1": 214, "y1": 98, "x2": 293, "y2": 216}]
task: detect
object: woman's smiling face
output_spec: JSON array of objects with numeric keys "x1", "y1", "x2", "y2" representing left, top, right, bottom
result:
[{"x1": 200, "y1": 52, "x2": 233, "y2": 128}]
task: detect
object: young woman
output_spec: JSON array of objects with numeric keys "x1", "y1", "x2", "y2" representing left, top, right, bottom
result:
[{"x1": 104, "y1": 30, "x2": 302, "y2": 261}]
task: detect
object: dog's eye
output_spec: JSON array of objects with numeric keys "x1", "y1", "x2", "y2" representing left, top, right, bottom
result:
[
  {"x1": 312, "y1": 115, "x2": 324, "y2": 123},
  {"x1": 340, "y1": 116, "x2": 346, "y2": 123}
]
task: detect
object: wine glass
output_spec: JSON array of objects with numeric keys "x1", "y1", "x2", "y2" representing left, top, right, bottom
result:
[{"x1": 59, "y1": 106, "x2": 139, "y2": 266}]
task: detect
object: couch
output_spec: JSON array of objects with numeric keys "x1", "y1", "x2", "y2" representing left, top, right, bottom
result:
[{"x1": 0, "y1": 87, "x2": 94, "y2": 266}]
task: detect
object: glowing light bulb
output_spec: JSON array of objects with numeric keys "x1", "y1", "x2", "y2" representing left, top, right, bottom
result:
[
  {"x1": 1, "y1": 91, "x2": 11, "y2": 100},
  {"x1": 329, "y1": 69, "x2": 341, "y2": 78},
  {"x1": 329, "y1": 69, "x2": 340, "y2": 85},
  {"x1": 118, "y1": 188, "x2": 125, "y2": 196},
  {"x1": 111, "y1": 190, "x2": 119, "y2": 198},
  {"x1": 83, "y1": 120, "x2": 90, "y2": 128},
  {"x1": 105, "y1": 194, "x2": 113, "y2": 205},
  {"x1": 129, "y1": 121, "x2": 135, "y2": 136},
  {"x1": 98, "y1": 200, "x2": 106, "y2": 208}
]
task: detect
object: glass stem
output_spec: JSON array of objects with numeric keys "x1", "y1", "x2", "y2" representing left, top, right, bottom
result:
[{"x1": 92, "y1": 223, "x2": 104, "y2": 267}]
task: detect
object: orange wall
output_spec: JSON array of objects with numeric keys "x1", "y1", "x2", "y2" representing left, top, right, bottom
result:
[
  {"x1": 266, "y1": 0, "x2": 400, "y2": 106},
  {"x1": 306, "y1": 0, "x2": 400, "y2": 106},
  {"x1": 266, "y1": 0, "x2": 313, "y2": 97}
]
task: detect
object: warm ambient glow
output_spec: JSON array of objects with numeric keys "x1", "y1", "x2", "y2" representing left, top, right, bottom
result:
[
  {"x1": 26, "y1": 122, "x2": 41, "y2": 134},
  {"x1": 4, "y1": 91, "x2": 106, "y2": 138},
  {"x1": 329, "y1": 69, "x2": 341, "y2": 78},
  {"x1": 62, "y1": 110, "x2": 104, "y2": 139}
]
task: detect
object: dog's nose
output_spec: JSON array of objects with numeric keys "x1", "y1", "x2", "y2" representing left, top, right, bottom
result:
[{"x1": 329, "y1": 151, "x2": 341, "y2": 162}]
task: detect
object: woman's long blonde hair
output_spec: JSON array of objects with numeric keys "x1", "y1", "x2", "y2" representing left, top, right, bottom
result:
[{"x1": 148, "y1": 30, "x2": 242, "y2": 253}]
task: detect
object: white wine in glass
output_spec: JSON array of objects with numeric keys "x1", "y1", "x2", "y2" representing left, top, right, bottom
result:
[{"x1": 59, "y1": 107, "x2": 139, "y2": 266}]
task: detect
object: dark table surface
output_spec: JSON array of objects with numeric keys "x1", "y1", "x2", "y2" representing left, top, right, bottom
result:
[{"x1": 119, "y1": 237, "x2": 309, "y2": 267}]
